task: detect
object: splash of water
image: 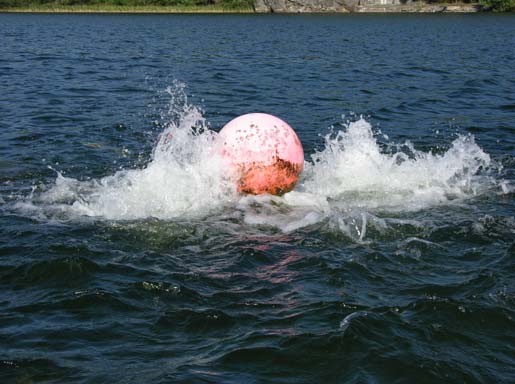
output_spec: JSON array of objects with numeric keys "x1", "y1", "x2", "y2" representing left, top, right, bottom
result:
[
  {"x1": 301, "y1": 118, "x2": 492, "y2": 211},
  {"x1": 237, "y1": 118, "x2": 495, "y2": 235},
  {"x1": 17, "y1": 85, "x2": 502, "y2": 239},
  {"x1": 23, "y1": 85, "x2": 236, "y2": 220}
]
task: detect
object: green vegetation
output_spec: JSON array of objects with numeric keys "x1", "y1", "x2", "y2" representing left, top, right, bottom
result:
[
  {"x1": 481, "y1": 0, "x2": 515, "y2": 10},
  {"x1": 0, "y1": 0, "x2": 254, "y2": 12}
]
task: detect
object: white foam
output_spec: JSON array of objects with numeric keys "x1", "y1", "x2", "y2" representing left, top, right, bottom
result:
[
  {"x1": 300, "y1": 118, "x2": 493, "y2": 211},
  {"x1": 17, "y1": 85, "x2": 502, "y2": 239},
  {"x1": 25, "y1": 87, "x2": 237, "y2": 220}
]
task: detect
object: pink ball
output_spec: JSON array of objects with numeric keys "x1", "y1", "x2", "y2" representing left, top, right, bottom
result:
[{"x1": 218, "y1": 113, "x2": 304, "y2": 195}]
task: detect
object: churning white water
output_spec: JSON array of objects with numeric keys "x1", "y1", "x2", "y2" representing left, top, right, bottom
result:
[{"x1": 17, "y1": 87, "x2": 503, "y2": 236}]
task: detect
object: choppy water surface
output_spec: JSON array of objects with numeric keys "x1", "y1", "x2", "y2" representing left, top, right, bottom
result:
[{"x1": 1, "y1": 14, "x2": 514, "y2": 383}]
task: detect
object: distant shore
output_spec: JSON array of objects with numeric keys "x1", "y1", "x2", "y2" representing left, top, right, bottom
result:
[{"x1": 0, "y1": 2, "x2": 508, "y2": 13}]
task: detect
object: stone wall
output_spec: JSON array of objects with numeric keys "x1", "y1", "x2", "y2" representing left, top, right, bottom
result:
[
  {"x1": 253, "y1": 0, "x2": 481, "y2": 12},
  {"x1": 253, "y1": 0, "x2": 352, "y2": 12},
  {"x1": 354, "y1": 2, "x2": 482, "y2": 11}
]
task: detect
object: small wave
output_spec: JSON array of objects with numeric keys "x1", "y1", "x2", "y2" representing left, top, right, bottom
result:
[
  {"x1": 0, "y1": 358, "x2": 80, "y2": 383},
  {"x1": 155, "y1": 309, "x2": 246, "y2": 333},
  {"x1": 1, "y1": 256, "x2": 101, "y2": 287}
]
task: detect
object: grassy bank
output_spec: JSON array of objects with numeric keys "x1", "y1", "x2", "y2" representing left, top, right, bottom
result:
[
  {"x1": 0, "y1": 0, "x2": 254, "y2": 12},
  {"x1": 0, "y1": 4, "x2": 254, "y2": 12}
]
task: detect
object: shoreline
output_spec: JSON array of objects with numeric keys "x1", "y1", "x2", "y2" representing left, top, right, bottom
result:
[
  {"x1": 355, "y1": 3, "x2": 484, "y2": 12},
  {"x1": 0, "y1": 3, "x2": 489, "y2": 14},
  {"x1": 0, "y1": 5, "x2": 254, "y2": 13}
]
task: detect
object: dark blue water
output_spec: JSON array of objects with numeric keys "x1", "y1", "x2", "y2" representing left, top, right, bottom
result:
[{"x1": 1, "y1": 14, "x2": 514, "y2": 383}]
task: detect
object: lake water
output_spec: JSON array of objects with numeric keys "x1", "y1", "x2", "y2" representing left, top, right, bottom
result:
[{"x1": 1, "y1": 13, "x2": 514, "y2": 383}]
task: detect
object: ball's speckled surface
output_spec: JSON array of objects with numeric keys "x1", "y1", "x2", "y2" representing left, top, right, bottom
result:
[{"x1": 219, "y1": 113, "x2": 304, "y2": 195}]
